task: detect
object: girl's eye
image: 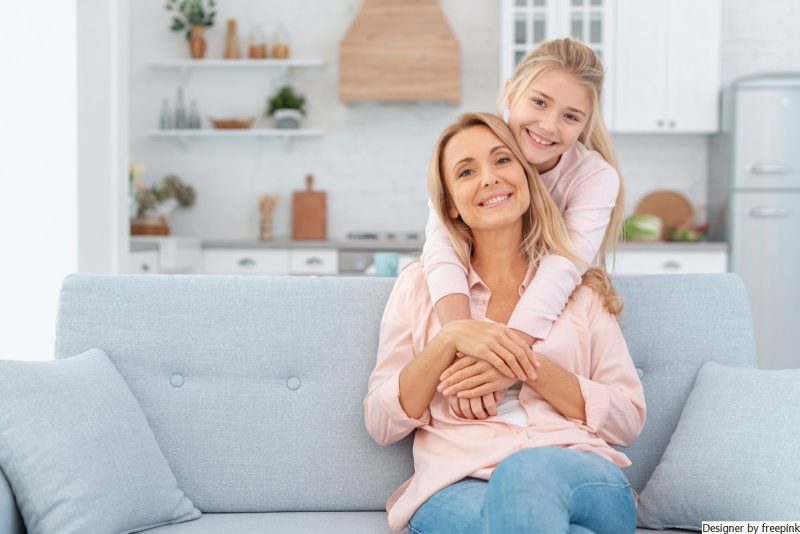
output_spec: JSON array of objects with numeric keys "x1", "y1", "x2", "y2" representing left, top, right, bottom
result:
[
  {"x1": 458, "y1": 168, "x2": 474, "y2": 178},
  {"x1": 565, "y1": 114, "x2": 580, "y2": 122},
  {"x1": 532, "y1": 98, "x2": 545, "y2": 107}
]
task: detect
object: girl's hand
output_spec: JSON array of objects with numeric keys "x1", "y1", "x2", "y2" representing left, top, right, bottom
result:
[
  {"x1": 438, "y1": 354, "x2": 522, "y2": 399},
  {"x1": 443, "y1": 320, "x2": 539, "y2": 382}
]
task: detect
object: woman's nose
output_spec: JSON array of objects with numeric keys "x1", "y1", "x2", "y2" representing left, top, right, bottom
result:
[{"x1": 481, "y1": 174, "x2": 500, "y2": 187}]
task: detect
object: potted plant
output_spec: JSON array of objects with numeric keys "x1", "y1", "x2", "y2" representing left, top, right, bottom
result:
[
  {"x1": 131, "y1": 174, "x2": 197, "y2": 236},
  {"x1": 266, "y1": 85, "x2": 307, "y2": 129},
  {"x1": 165, "y1": 0, "x2": 216, "y2": 59}
]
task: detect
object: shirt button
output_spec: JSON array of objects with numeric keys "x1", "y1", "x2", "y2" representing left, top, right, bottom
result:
[{"x1": 521, "y1": 399, "x2": 529, "y2": 405}]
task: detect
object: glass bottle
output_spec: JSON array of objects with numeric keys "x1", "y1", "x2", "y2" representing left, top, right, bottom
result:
[
  {"x1": 174, "y1": 87, "x2": 186, "y2": 129},
  {"x1": 248, "y1": 26, "x2": 268, "y2": 59},
  {"x1": 159, "y1": 98, "x2": 174, "y2": 129},
  {"x1": 272, "y1": 24, "x2": 289, "y2": 59},
  {"x1": 188, "y1": 99, "x2": 201, "y2": 129}
]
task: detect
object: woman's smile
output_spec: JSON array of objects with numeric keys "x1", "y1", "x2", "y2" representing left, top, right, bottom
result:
[{"x1": 478, "y1": 192, "x2": 514, "y2": 209}]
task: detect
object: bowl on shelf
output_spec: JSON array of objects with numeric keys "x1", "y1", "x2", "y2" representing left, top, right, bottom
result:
[{"x1": 209, "y1": 117, "x2": 255, "y2": 129}]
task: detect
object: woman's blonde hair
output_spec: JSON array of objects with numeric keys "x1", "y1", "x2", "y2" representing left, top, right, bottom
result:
[
  {"x1": 428, "y1": 112, "x2": 622, "y2": 316},
  {"x1": 498, "y1": 37, "x2": 625, "y2": 272}
]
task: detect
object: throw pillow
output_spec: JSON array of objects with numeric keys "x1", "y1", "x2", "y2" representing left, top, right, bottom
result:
[
  {"x1": 637, "y1": 360, "x2": 800, "y2": 529},
  {"x1": 0, "y1": 348, "x2": 200, "y2": 534}
]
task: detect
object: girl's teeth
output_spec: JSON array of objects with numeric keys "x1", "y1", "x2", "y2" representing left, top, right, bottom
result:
[{"x1": 530, "y1": 130, "x2": 554, "y2": 145}]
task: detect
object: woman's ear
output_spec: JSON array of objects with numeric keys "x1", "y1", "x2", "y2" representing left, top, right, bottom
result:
[{"x1": 447, "y1": 205, "x2": 460, "y2": 220}]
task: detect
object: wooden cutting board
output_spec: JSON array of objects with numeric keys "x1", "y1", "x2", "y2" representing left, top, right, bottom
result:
[
  {"x1": 634, "y1": 190, "x2": 694, "y2": 240},
  {"x1": 292, "y1": 174, "x2": 326, "y2": 240}
]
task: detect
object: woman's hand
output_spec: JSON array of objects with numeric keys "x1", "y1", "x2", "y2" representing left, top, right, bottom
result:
[
  {"x1": 438, "y1": 354, "x2": 520, "y2": 399},
  {"x1": 442, "y1": 319, "x2": 539, "y2": 382},
  {"x1": 449, "y1": 389, "x2": 507, "y2": 420}
]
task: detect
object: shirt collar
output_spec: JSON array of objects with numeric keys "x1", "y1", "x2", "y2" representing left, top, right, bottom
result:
[{"x1": 466, "y1": 258, "x2": 537, "y2": 296}]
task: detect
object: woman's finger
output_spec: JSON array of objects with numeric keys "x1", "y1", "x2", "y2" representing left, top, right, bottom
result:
[
  {"x1": 438, "y1": 361, "x2": 482, "y2": 392},
  {"x1": 450, "y1": 397, "x2": 463, "y2": 418},
  {"x1": 482, "y1": 392, "x2": 497, "y2": 417},
  {"x1": 459, "y1": 397, "x2": 475, "y2": 419},
  {"x1": 440, "y1": 355, "x2": 474, "y2": 381},
  {"x1": 470, "y1": 396, "x2": 486, "y2": 420},
  {"x1": 457, "y1": 382, "x2": 497, "y2": 399},
  {"x1": 442, "y1": 373, "x2": 488, "y2": 397}
]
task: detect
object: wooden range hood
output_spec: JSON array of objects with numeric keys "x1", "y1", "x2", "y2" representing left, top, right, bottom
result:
[{"x1": 339, "y1": 0, "x2": 460, "y2": 104}]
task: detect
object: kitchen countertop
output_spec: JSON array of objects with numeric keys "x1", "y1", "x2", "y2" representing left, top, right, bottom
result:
[{"x1": 135, "y1": 236, "x2": 727, "y2": 253}]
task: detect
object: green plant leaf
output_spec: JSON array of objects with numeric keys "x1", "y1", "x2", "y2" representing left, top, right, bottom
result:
[{"x1": 170, "y1": 17, "x2": 185, "y2": 31}]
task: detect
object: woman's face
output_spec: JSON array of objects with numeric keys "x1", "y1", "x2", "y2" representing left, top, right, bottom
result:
[
  {"x1": 442, "y1": 125, "x2": 531, "y2": 233},
  {"x1": 507, "y1": 69, "x2": 592, "y2": 174}
]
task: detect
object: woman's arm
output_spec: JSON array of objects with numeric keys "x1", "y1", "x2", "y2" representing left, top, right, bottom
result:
[
  {"x1": 508, "y1": 167, "x2": 620, "y2": 340},
  {"x1": 398, "y1": 330, "x2": 457, "y2": 420},
  {"x1": 422, "y1": 201, "x2": 472, "y2": 323}
]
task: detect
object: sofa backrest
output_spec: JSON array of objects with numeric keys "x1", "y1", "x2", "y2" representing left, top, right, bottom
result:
[{"x1": 55, "y1": 273, "x2": 756, "y2": 512}]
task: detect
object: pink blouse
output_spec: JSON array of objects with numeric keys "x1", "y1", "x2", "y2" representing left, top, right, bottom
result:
[
  {"x1": 364, "y1": 261, "x2": 646, "y2": 532},
  {"x1": 423, "y1": 141, "x2": 620, "y2": 340}
]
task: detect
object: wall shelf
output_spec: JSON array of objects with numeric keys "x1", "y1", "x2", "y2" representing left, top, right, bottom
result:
[
  {"x1": 148, "y1": 59, "x2": 324, "y2": 83},
  {"x1": 146, "y1": 128, "x2": 323, "y2": 150}
]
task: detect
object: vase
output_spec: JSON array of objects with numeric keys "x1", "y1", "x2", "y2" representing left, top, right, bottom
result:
[
  {"x1": 190, "y1": 25, "x2": 207, "y2": 59},
  {"x1": 273, "y1": 109, "x2": 302, "y2": 129}
]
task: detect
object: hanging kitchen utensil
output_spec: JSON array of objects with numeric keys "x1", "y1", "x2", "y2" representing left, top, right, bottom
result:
[{"x1": 292, "y1": 174, "x2": 327, "y2": 240}]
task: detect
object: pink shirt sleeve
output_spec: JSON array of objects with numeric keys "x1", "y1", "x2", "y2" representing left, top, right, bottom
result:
[
  {"x1": 421, "y1": 200, "x2": 470, "y2": 306},
  {"x1": 568, "y1": 293, "x2": 647, "y2": 447},
  {"x1": 508, "y1": 167, "x2": 620, "y2": 340},
  {"x1": 364, "y1": 270, "x2": 431, "y2": 446}
]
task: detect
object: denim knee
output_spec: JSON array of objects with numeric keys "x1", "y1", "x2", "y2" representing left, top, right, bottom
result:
[{"x1": 491, "y1": 447, "x2": 577, "y2": 491}]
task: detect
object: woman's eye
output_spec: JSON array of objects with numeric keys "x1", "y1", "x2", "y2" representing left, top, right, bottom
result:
[
  {"x1": 497, "y1": 157, "x2": 511, "y2": 165},
  {"x1": 458, "y1": 168, "x2": 474, "y2": 178}
]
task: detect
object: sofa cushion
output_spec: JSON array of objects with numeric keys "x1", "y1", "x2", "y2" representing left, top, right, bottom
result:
[
  {"x1": 0, "y1": 348, "x2": 200, "y2": 534},
  {"x1": 637, "y1": 361, "x2": 800, "y2": 529}
]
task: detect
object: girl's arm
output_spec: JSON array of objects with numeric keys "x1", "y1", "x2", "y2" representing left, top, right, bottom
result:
[
  {"x1": 422, "y1": 200, "x2": 472, "y2": 324},
  {"x1": 508, "y1": 167, "x2": 620, "y2": 340}
]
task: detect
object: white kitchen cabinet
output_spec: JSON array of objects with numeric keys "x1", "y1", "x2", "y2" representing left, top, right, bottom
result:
[
  {"x1": 289, "y1": 249, "x2": 339, "y2": 275},
  {"x1": 499, "y1": 0, "x2": 616, "y2": 127},
  {"x1": 203, "y1": 249, "x2": 290, "y2": 275},
  {"x1": 609, "y1": 249, "x2": 727, "y2": 275},
  {"x1": 613, "y1": 0, "x2": 720, "y2": 133},
  {"x1": 129, "y1": 250, "x2": 160, "y2": 274}
]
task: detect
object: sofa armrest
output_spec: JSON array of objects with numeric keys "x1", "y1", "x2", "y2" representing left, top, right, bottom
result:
[{"x1": 0, "y1": 467, "x2": 24, "y2": 534}]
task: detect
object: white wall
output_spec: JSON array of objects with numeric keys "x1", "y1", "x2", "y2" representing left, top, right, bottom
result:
[{"x1": 0, "y1": 1, "x2": 78, "y2": 361}]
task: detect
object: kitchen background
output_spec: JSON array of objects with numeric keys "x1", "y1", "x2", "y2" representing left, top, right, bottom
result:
[{"x1": 1, "y1": 0, "x2": 798, "y2": 366}]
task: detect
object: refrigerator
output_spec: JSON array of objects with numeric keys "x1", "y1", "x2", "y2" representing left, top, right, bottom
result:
[{"x1": 709, "y1": 73, "x2": 800, "y2": 370}]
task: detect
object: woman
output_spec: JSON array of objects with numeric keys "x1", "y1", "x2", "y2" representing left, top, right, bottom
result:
[{"x1": 364, "y1": 113, "x2": 645, "y2": 534}]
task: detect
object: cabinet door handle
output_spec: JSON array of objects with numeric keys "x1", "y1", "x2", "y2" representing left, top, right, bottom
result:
[
  {"x1": 748, "y1": 207, "x2": 791, "y2": 218},
  {"x1": 662, "y1": 260, "x2": 681, "y2": 271},
  {"x1": 238, "y1": 258, "x2": 256, "y2": 267},
  {"x1": 141, "y1": 263, "x2": 150, "y2": 272},
  {"x1": 305, "y1": 257, "x2": 323, "y2": 266},
  {"x1": 750, "y1": 164, "x2": 792, "y2": 175}
]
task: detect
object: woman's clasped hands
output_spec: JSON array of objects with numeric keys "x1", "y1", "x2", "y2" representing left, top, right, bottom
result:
[{"x1": 437, "y1": 320, "x2": 541, "y2": 420}]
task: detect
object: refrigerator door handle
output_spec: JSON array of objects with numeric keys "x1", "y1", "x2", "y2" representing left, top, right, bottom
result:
[
  {"x1": 750, "y1": 163, "x2": 792, "y2": 175},
  {"x1": 748, "y1": 207, "x2": 792, "y2": 218}
]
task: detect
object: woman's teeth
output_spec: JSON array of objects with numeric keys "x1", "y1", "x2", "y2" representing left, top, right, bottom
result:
[
  {"x1": 528, "y1": 129, "x2": 555, "y2": 146},
  {"x1": 480, "y1": 194, "x2": 510, "y2": 207}
]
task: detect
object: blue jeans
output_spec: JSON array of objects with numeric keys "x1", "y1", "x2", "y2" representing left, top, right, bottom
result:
[{"x1": 408, "y1": 447, "x2": 636, "y2": 534}]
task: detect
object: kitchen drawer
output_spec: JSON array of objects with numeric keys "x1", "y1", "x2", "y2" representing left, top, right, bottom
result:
[
  {"x1": 610, "y1": 250, "x2": 728, "y2": 275},
  {"x1": 129, "y1": 250, "x2": 159, "y2": 274},
  {"x1": 203, "y1": 249, "x2": 290, "y2": 275},
  {"x1": 289, "y1": 248, "x2": 339, "y2": 275}
]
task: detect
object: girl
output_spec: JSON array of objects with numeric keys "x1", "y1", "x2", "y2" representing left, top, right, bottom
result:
[
  {"x1": 364, "y1": 113, "x2": 644, "y2": 533},
  {"x1": 422, "y1": 38, "x2": 625, "y2": 418}
]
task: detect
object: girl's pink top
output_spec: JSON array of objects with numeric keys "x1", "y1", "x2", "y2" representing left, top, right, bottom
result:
[
  {"x1": 423, "y1": 141, "x2": 620, "y2": 340},
  {"x1": 364, "y1": 261, "x2": 646, "y2": 532}
]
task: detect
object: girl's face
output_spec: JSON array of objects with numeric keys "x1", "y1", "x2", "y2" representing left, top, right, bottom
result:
[
  {"x1": 442, "y1": 125, "x2": 530, "y2": 232},
  {"x1": 507, "y1": 69, "x2": 592, "y2": 174}
]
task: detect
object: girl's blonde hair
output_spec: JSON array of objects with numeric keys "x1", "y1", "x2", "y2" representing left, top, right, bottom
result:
[
  {"x1": 428, "y1": 112, "x2": 623, "y2": 316},
  {"x1": 498, "y1": 37, "x2": 625, "y2": 271}
]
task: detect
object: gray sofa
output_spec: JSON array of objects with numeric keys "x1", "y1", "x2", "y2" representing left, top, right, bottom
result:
[{"x1": 0, "y1": 272, "x2": 756, "y2": 533}]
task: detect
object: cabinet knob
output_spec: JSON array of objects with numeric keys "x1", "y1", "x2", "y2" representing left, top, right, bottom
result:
[
  {"x1": 305, "y1": 257, "x2": 323, "y2": 266},
  {"x1": 141, "y1": 263, "x2": 150, "y2": 272},
  {"x1": 662, "y1": 260, "x2": 681, "y2": 271},
  {"x1": 238, "y1": 258, "x2": 256, "y2": 267},
  {"x1": 669, "y1": 120, "x2": 676, "y2": 128},
  {"x1": 657, "y1": 120, "x2": 664, "y2": 127}
]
